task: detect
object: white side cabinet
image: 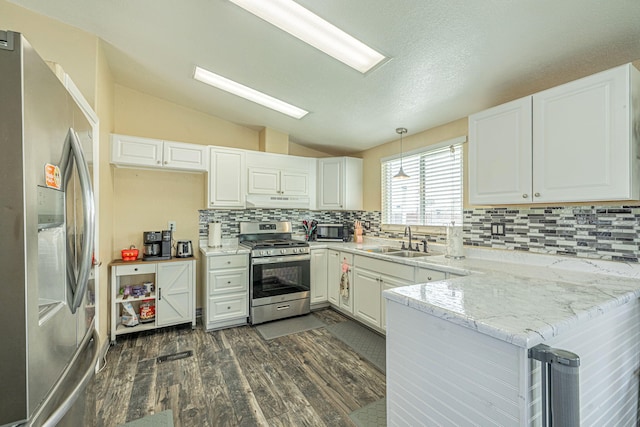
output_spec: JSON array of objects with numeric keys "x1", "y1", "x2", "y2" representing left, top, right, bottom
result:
[
  {"x1": 208, "y1": 147, "x2": 246, "y2": 208},
  {"x1": 310, "y1": 248, "x2": 328, "y2": 307},
  {"x1": 110, "y1": 259, "x2": 196, "y2": 343},
  {"x1": 202, "y1": 253, "x2": 249, "y2": 330},
  {"x1": 327, "y1": 250, "x2": 340, "y2": 306},
  {"x1": 111, "y1": 134, "x2": 207, "y2": 171},
  {"x1": 469, "y1": 63, "x2": 640, "y2": 205},
  {"x1": 353, "y1": 255, "x2": 415, "y2": 331},
  {"x1": 317, "y1": 157, "x2": 363, "y2": 210}
]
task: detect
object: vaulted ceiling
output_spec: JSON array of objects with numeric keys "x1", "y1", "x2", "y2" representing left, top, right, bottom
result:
[{"x1": 9, "y1": 0, "x2": 640, "y2": 154}]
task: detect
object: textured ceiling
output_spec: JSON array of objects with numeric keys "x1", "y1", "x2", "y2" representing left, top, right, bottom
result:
[{"x1": 9, "y1": 0, "x2": 640, "y2": 154}]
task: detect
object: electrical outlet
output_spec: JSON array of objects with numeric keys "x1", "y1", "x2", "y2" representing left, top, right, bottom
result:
[{"x1": 168, "y1": 221, "x2": 176, "y2": 233}]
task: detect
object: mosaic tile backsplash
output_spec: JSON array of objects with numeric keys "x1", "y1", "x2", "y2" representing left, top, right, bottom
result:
[{"x1": 199, "y1": 204, "x2": 640, "y2": 263}]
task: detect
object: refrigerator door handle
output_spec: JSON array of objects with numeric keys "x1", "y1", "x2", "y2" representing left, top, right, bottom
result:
[
  {"x1": 61, "y1": 127, "x2": 95, "y2": 313},
  {"x1": 26, "y1": 321, "x2": 99, "y2": 427}
]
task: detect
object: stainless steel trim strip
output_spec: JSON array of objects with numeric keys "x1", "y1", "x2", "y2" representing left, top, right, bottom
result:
[{"x1": 251, "y1": 254, "x2": 311, "y2": 265}]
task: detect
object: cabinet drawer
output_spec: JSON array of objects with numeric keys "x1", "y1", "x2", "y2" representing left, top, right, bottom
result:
[
  {"x1": 208, "y1": 254, "x2": 248, "y2": 270},
  {"x1": 208, "y1": 293, "x2": 248, "y2": 322},
  {"x1": 209, "y1": 269, "x2": 247, "y2": 295},
  {"x1": 354, "y1": 255, "x2": 414, "y2": 282},
  {"x1": 114, "y1": 263, "x2": 156, "y2": 276}
]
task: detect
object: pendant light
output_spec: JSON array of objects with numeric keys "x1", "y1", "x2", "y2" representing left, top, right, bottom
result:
[{"x1": 393, "y1": 127, "x2": 410, "y2": 179}]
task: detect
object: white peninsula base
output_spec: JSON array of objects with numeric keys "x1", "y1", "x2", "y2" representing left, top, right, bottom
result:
[{"x1": 386, "y1": 298, "x2": 640, "y2": 426}]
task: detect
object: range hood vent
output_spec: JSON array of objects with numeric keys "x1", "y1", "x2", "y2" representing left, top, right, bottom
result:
[{"x1": 245, "y1": 194, "x2": 310, "y2": 209}]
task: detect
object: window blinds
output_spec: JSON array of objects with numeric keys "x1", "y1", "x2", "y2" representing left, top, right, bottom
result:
[{"x1": 381, "y1": 143, "x2": 463, "y2": 226}]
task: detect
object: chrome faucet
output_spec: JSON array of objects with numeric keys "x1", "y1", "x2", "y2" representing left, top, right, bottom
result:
[{"x1": 404, "y1": 226, "x2": 413, "y2": 251}]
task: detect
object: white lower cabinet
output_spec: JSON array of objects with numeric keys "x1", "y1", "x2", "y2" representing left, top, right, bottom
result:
[
  {"x1": 310, "y1": 249, "x2": 328, "y2": 307},
  {"x1": 110, "y1": 259, "x2": 196, "y2": 342},
  {"x1": 156, "y1": 261, "x2": 196, "y2": 327},
  {"x1": 327, "y1": 250, "x2": 340, "y2": 306},
  {"x1": 353, "y1": 268, "x2": 382, "y2": 328},
  {"x1": 202, "y1": 253, "x2": 249, "y2": 330}
]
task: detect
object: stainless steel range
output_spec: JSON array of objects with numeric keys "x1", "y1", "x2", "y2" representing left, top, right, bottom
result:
[{"x1": 239, "y1": 221, "x2": 311, "y2": 325}]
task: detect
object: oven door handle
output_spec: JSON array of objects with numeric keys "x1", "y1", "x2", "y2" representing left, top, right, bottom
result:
[{"x1": 251, "y1": 254, "x2": 311, "y2": 265}]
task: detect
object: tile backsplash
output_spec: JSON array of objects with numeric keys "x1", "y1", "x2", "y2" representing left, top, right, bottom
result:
[{"x1": 199, "y1": 204, "x2": 640, "y2": 263}]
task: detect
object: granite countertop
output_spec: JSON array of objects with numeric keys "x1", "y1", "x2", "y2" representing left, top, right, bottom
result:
[
  {"x1": 382, "y1": 249, "x2": 640, "y2": 349},
  {"x1": 199, "y1": 236, "x2": 640, "y2": 348}
]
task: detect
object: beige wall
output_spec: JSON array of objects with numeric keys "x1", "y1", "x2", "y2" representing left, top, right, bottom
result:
[
  {"x1": 288, "y1": 141, "x2": 333, "y2": 158},
  {"x1": 114, "y1": 85, "x2": 259, "y2": 149},
  {"x1": 95, "y1": 39, "x2": 115, "y2": 349},
  {"x1": 358, "y1": 118, "x2": 469, "y2": 211},
  {"x1": 0, "y1": 1, "x2": 97, "y2": 106}
]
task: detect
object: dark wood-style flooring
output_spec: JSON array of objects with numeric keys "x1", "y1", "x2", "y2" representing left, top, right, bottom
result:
[{"x1": 96, "y1": 309, "x2": 386, "y2": 426}]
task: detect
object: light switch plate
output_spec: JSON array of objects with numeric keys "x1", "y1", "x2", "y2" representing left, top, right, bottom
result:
[{"x1": 491, "y1": 223, "x2": 505, "y2": 236}]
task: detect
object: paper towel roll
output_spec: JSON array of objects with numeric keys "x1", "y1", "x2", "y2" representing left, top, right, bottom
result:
[
  {"x1": 446, "y1": 225, "x2": 464, "y2": 258},
  {"x1": 208, "y1": 222, "x2": 222, "y2": 247}
]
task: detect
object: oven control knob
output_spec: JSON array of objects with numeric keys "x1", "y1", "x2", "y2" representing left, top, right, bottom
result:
[
  {"x1": 293, "y1": 248, "x2": 298, "y2": 253},
  {"x1": 261, "y1": 250, "x2": 268, "y2": 256},
  {"x1": 280, "y1": 249, "x2": 286, "y2": 254}
]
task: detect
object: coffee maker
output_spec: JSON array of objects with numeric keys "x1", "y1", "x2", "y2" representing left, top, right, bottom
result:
[{"x1": 143, "y1": 230, "x2": 172, "y2": 261}]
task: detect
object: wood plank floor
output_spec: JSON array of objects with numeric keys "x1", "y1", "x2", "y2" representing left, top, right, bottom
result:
[{"x1": 96, "y1": 309, "x2": 386, "y2": 426}]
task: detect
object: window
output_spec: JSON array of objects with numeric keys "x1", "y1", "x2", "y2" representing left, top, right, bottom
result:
[{"x1": 381, "y1": 140, "x2": 463, "y2": 226}]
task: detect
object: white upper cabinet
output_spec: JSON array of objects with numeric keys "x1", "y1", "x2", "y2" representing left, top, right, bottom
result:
[
  {"x1": 469, "y1": 97, "x2": 533, "y2": 204},
  {"x1": 317, "y1": 157, "x2": 363, "y2": 210},
  {"x1": 209, "y1": 147, "x2": 246, "y2": 208},
  {"x1": 247, "y1": 167, "x2": 309, "y2": 196},
  {"x1": 245, "y1": 151, "x2": 314, "y2": 208},
  {"x1": 469, "y1": 63, "x2": 640, "y2": 204},
  {"x1": 111, "y1": 134, "x2": 207, "y2": 171}
]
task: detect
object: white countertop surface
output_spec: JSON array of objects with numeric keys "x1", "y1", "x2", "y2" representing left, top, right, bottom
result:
[
  {"x1": 199, "y1": 236, "x2": 640, "y2": 348},
  {"x1": 310, "y1": 238, "x2": 640, "y2": 349}
]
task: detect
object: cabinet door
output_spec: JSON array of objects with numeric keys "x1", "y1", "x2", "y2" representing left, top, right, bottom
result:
[
  {"x1": 157, "y1": 261, "x2": 194, "y2": 327},
  {"x1": 468, "y1": 97, "x2": 533, "y2": 204},
  {"x1": 281, "y1": 170, "x2": 309, "y2": 196},
  {"x1": 111, "y1": 134, "x2": 163, "y2": 167},
  {"x1": 310, "y1": 249, "x2": 328, "y2": 304},
  {"x1": 340, "y1": 252, "x2": 354, "y2": 313},
  {"x1": 327, "y1": 250, "x2": 340, "y2": 305},
  {"x1": 533, "y1": 65, "x2": 632, "y2": 202},
  {"x1": 163, "y1": 141, "x2": 207, "y2": 171},
  {"x1": 247, "y1": 167, "x2": 280, "y2": 194},
  {"x1": 381, "y1": 275, "x2": 413, "y2": 331},
  {"x1": 353, "y1": 268, "x2": 381, "y2": 328},
  {"x1": 317, "y1": 158, "x2": 344, "y2": 209},
  {"x1": 209, "y1": 147, "x2": 245, "y2": 208}
]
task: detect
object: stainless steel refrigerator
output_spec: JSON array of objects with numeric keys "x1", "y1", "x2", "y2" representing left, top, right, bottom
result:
[{"x1": 0, "y1": 31, "x2": 99, "y2": 427}]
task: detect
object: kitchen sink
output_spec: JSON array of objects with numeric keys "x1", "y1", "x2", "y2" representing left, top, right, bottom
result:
[
  {"x1": 364, "y1": 247, "x2": 402, "y2": 254},
  {"x1": 385, "y1": 250, "x2": 433, "y2": 258}
]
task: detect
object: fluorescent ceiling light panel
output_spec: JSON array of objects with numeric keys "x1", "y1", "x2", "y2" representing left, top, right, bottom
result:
[
  {"x1": 229, "y1": 0, "x2": 386, "y2": 73},
  {"x1": 193, "y1": 66, "x2": 308, "y2": 119}
]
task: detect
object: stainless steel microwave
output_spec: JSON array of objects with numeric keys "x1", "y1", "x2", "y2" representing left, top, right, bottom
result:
[{"x1": 315, "y1": 223, "x2": 348, "y2": 241}]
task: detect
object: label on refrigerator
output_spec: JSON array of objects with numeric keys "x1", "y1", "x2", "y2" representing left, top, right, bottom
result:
[{"x1": 45, "y1": 163, "x2": 61, "y2": 190}]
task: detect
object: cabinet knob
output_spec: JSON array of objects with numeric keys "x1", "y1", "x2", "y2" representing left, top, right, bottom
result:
[
  {"x1": 227, "y1": 281, "x2": 231, "y2": 284},
  {"x1": 157, "y1": 160, "x2": 161, "y2": 164},
  {"x1": 534, "y1": 192, "x2": 541, "y2": 197},
  {"x1": 227, "y1": 261, "x2": 231, "y2": 264},
  {"x1": 227, "y1": 306, "x2": 231, "y2": 310},
  {"x1": 522, "y1": 194, "x2": 528, "y2": 198},
  {"x1": 134, "y1": 268, "x2": 138, "y2": 271},
  {"x1": 427, "y1": 277, "x2": 432, "y2": 281},
  {"x1": 164, "y1": 160, "x2": 168, "y2": 164}
]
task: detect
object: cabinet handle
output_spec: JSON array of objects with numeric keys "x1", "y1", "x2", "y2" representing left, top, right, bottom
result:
[
  {"x1": 534, "y1": 192, "x2": 540, "y2": 197},
  {"x1": 158, "y1": 288, "x2": 162, "y2": 300},
  {"x1": 522, "y1": 194, "x2": 528, "y2": 198}
]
